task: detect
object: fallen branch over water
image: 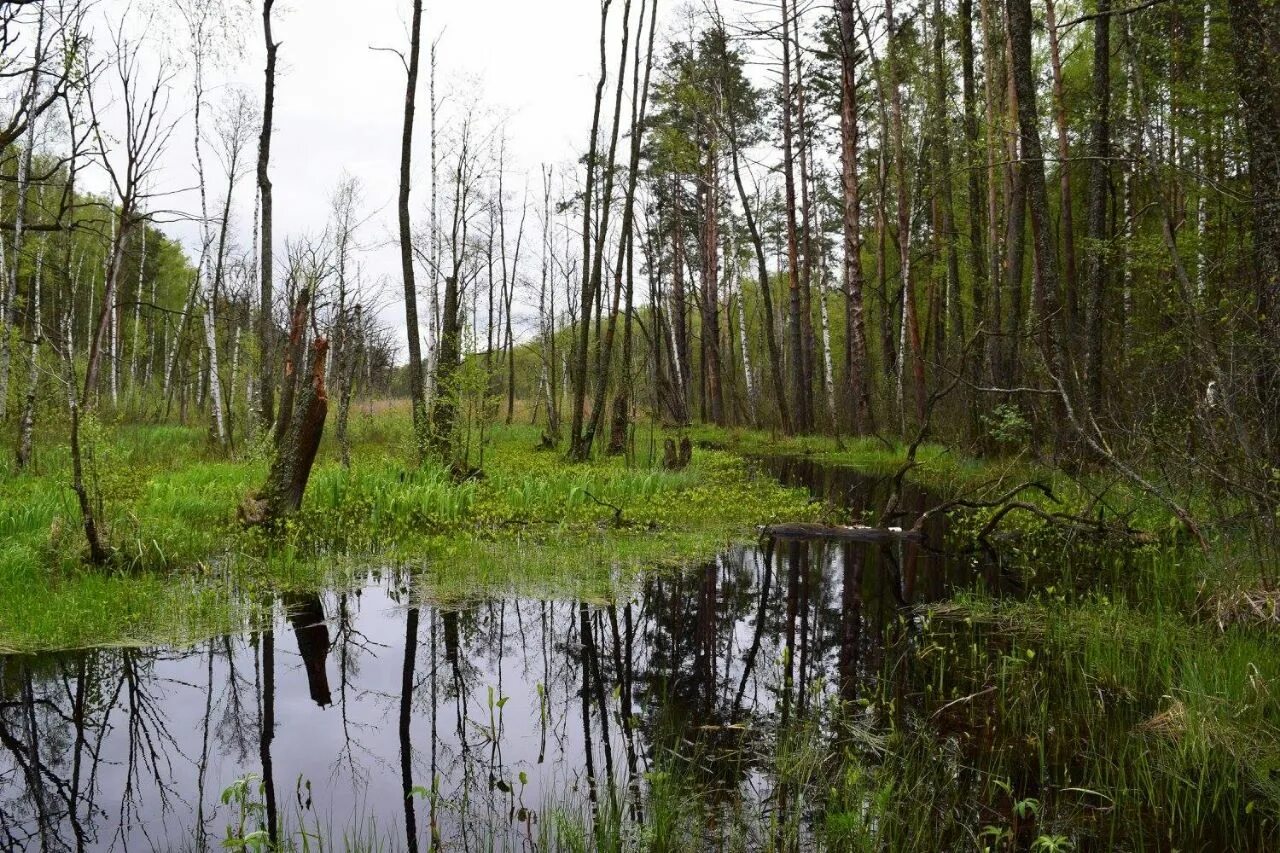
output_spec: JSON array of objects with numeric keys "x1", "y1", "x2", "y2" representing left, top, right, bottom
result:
[
  {"x1": 759, "y1": 522, "x2": 925, "y2": 544},
  {"x1": 918, "y1": 481, "x2": 1157, "y2": 545}
]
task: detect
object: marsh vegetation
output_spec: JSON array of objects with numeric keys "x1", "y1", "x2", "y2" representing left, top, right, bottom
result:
[{"x1": 3, "y1": 0, "x2": 1280, "y2": 849}]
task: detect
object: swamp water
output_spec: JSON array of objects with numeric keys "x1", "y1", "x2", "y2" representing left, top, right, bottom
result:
[{"x1": 0, "y1": 459, "x2": 1256, "y2": 850}]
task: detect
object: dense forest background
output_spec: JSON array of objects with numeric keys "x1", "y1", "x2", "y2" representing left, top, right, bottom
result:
[{"x1": 2, "y1": 0, "x2": 1278, "y2": 543}]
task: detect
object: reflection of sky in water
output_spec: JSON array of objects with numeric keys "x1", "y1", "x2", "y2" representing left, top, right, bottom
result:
[{"x1": 0, "y1": 461, "x2": 990, "y2": 850}]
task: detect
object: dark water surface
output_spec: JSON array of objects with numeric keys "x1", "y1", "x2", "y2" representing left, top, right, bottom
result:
[{"x1": 0, "y1": 459, "x2": 1004, "y2": 851}]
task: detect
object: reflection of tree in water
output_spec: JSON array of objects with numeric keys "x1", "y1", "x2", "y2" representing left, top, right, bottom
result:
[
  {"x1": 330, "y1": 589, "x2": 381, "y2": 787},
  {"x1": 0, "y1": 466, "x2": 998, "y2": 851},
  {"x1": 0, "y1": 647, "x2": 189, "y2": 851},
  {"x1": 284, "y1": 593, "x2": 333, "y2": 708}
]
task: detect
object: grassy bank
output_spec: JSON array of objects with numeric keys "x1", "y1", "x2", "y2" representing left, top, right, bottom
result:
[
  {"x1": 681, "y1": 423, "x2": 1280, "y2": 849},
  {"x1": 0, "y1": 410, "x2": 820, "y2": 653}
]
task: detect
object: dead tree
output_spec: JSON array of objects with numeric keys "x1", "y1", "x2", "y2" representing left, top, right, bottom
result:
[
  {"x1": 243, "y1": 286, "x2": 329, "y2": 526},
  {"x1": 256, "y1": 0, "x2": 279, "y2": 432}
]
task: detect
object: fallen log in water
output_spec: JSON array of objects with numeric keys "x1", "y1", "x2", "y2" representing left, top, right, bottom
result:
[{"x1": 759, "y1": 523, "x2": 925, "y2": 544}]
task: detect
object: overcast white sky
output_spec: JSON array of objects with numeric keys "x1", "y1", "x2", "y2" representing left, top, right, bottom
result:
[{"x1": 80, "y1": 0, "x2": 783, "y2": 359}]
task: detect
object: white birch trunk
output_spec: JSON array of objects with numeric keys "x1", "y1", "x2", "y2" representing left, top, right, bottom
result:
[
  {"x1": 819, "y1": 278, "x2": 837, "y2": 426},
  {"x1": 107, "y1": 214, "x2": 119, "y2": 408},
  {"x1": 228, "y1": 324, "x2": 242, "y2": 435},
  {"x1": 17, "y1": 249, "x2": 44, "y2": 466},
  {"x1": 897, "y1": 241, "x2": 911, "y2": 426},
  {"x1": 130, "y1": 222, "x2": 146, "y2": 390},
  {"x1": 162, "y1": 276, "x2": 199, "y2": 409},
  {"x1": 1122, "y1": 52, "x2": 1140, "y2": 356},
  {"x1": 1195, "y1": 0, "x2": 1211, "y2": 297},
  {"x1": 203, "y1": 293, "x2": 226, "y2": 444},
  {"x1": 0, "y1": 226, "x2": 11, "y2": 421},
  {"x1": 736, "y1": 284, "x2": 757, "y2": 424},
  {"x1": 144, "y1": 262, "x2": 157, "y2": 387}
]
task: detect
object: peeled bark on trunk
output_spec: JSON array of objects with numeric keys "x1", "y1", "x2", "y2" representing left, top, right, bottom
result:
[
  {"x1": 670, "y1": 199, "x2": 692, "y2": 422},
  {"x1": 818, "y1": 276, "x2": 837, "y2": 425},
  {"x1": 242, "y1": 336, "x2": 329, "y2": 526}
]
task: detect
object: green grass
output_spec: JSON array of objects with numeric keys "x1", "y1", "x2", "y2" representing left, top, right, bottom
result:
[
  {"x1": 0, "y1": 411, "x2": 819, "y2": 653},
  {"x1": 5, "y1": 407, "x2": 1278, "y2": 849},
  {"x1": 686, "y1": 422, "x2": 1243, "y2": 539}
]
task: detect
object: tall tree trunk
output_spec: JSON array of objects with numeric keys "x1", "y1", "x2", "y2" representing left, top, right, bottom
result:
[
  {"x1": 257, "y1": 0, "x2": 278, "y2": 432},
  {"x1": 670, "y1": 191, "x2": 692, "y2": 422},
  {"x1": 1006, "y1": 0, "x2": 1062, "y2": 374},
  {"x1": 792, "y1": 9, "x2": 818, "y2": 426},
  {"x1": 2, "y1": 9, "x2": 45, "y2": 422},
  {"x1": 400, "y1": 0, "x2": 427, "y2": 450},
  {"x1": 575, "y1": 0, "x2": 636, "y2": 460},
  {"x1": 1195, "y1": 0, "x2": 1213, "y2": 298},
  {"x1": 1226, "y1": 0, "x2": 1280, "y2": 444},
  {"x1": 1084, "y1": 0, "x2": 1112, "y2": 408},
  {"x1": 701, "y1": 151, "x2": 725, "y2": 425},
  {"x1": 728, "y1": 140, "x2": 790, "y2": 432},
  {"x1": 930, "y1": 0, "x2": 963, "y2": 371},
  {"x1": 780, "y1": 0, "x2": 812, "y2": 433},
  {"x1": 735, "y1": 283, "x2": 758, "y2": 426},
  {"x1": 960, "y1": 0, "x2": 988, "y2": 362},
  {"x1": 887, "y1": 0, "x2": 926, "y2": 426},
  {"x1": 568, "y1": 0, "x2": 620, "y2": 460},
  {"x1": 981, "y1": 0, "x2": 1005, "y2": 387},
  {"x1": 1044, "y1": 0, "x2": 1079, "y2": 328},
  {"x1": 837, "y1": 0, "x2": 872, "y2": 434}
]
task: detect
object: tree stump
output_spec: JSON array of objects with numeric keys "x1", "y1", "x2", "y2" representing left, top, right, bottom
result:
[{"x1": 242, "y1": 337, "x2": 329, "y2": 526}]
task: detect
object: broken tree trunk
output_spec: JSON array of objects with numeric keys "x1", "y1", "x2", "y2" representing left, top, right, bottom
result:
[{"x1": 242, "y1": 336, "x2": 329, "y2": 526}]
